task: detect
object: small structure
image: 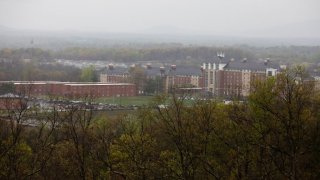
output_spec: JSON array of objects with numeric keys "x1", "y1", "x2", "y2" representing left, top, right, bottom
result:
[
  {"x1": 0, "y1": 93, "x2": 27, "y2": 110},
  {"x1": 100, "y1": 66, "x2": 129, "y2": 83}
]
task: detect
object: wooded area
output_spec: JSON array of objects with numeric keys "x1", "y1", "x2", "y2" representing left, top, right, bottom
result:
[
  {"x1": 0, "y1": 69, "x2": 319, "y2": 179},
  {"x1": 1, "y1": 45, "x2": 319, "y2": 64}
]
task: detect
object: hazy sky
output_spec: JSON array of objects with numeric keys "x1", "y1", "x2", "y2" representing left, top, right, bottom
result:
[{"x1": 0, "y1": 0, "x2": 319, "y2": 37}]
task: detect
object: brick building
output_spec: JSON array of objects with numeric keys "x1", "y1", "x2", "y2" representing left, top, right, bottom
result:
[
  {"x1": 165, "y1": 65, "x2": 204, "y2": 93},
  {"x1": 65, "y1": 83, "x2": 136, "y2": 97},
  {"x1": 9, "y1": 82, "x2": 136, "y2": 98},
  {"x1": 100, "y1": 64, "x2": 130, "y2": 83},
  {"x1": 202, "y1": 59, "x2": 278, "y2": 97}
]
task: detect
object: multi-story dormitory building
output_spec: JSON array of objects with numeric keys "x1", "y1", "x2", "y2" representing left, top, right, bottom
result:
[{"x1": 202, "y1": 59, "x2": 279, "y2": 97}]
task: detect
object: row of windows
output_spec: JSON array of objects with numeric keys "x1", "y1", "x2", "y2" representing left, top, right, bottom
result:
[{"x1": 70, "y1": 93, "x2": 133, "y2": 97}]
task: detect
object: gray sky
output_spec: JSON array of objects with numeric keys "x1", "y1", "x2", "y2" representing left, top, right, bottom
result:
[{"x1": 0, "y1": 0, "x2": 319, "y2": 37}]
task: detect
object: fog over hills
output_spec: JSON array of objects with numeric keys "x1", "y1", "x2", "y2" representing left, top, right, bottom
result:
[
  {"x1": 241, "y1": 19, "x2": 320, "y2": 38},
  {"x1": 0, "y1": 0, "x2": 319, "y2": 48},
  {"x1": 0, "y1": 25, "x2": 320, "y2": 49}
]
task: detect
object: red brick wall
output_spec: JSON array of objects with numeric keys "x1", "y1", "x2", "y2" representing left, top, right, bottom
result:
[
  {"x1": 224, "y1": 71, "x2": 242, "y2": 96},
  {"x1": 215, "y1": 71, "x2": 243, "y2": 97},
  {"x1": 251, "y1": 72, "x2": 266, "y2": 83},
  {"x1": 174, "y1": 76, "x2": 192, "y2": 86},
  {"x1": 14, "y1": 83, "x2": 137, "y2": 98},
  {"x1": 62, "y1": 84, "x2": 136, "y2": 98},
  {"x1": 198, "y1": 76, "x2": 204, "y2": 88},
  {"x1": 0, "y1": 98, "x2": 27, "y2": 110},
  {"x1": 101, "y1": 74, "x2": 129, "y2": 83}
]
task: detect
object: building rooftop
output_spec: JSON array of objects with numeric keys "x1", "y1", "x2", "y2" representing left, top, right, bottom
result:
[
  {"x1": 0, "y1": 93, "x2": 21, "y2": 98},
  {"x1": 167, "y1": 66, "x2": 202, "y2": 76},
  {"x1": 65, "y1": 83, "x2": 134, "y2": 86},
  {"x1": 224, "y1": 61, "x2": 276, "y2": 71},
  {"x1": 203, "y1": 58, "x2": 280, "y2": 71},
  {"x1": 104, "y1": 67, "x2": 129, "y2": 75},
  {"x1": 145, "y1": 67, "x2": 163, "y2": 77},
  {"x1": 145, "y1": 65, "x2": 200, "y2": 76},
  {"x1": 102, "y1": 65, "x2": 202, "y2": 77}
]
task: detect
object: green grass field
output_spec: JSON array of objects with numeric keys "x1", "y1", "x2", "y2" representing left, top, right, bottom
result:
[{"x1": 96, "y1": 96, "x2": 155, "y2": 106}]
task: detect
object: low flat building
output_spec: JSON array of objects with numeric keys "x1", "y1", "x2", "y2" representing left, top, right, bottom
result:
[{"x1": 1, "y1": 81, "x2": 137, "y2": 98}]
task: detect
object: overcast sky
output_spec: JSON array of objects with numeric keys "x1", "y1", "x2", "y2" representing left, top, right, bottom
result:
[{"x1": 0, "y1": 0, "x2": 319, "y2": 37}]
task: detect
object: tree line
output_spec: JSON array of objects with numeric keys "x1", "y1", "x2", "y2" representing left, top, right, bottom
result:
[
  {"x1": 0, "y1": 46, "x2": 253, "y2": 63},
  {"x1": 0, "y1": 60, "x2": 81, "y2": 82},
  {"x1": 2, "y1": 46, "x2": 320, "y2": 64}
]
